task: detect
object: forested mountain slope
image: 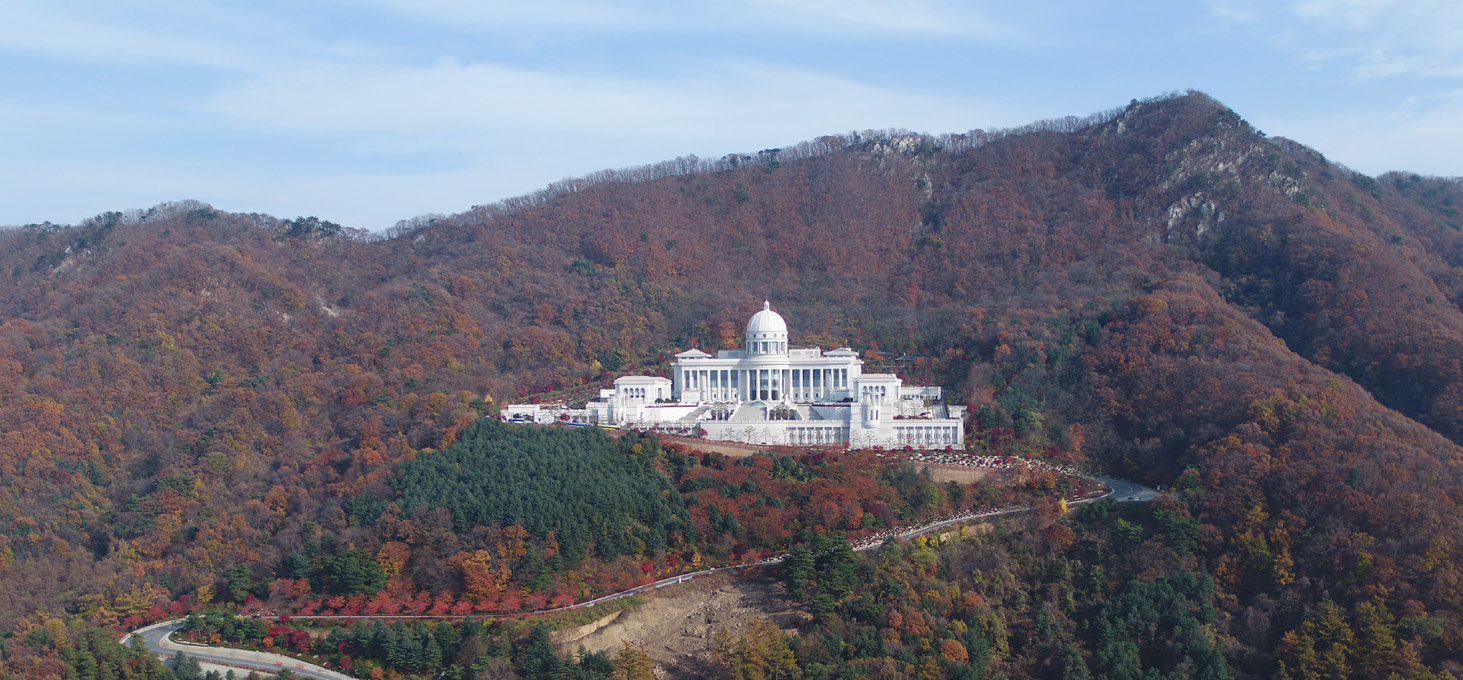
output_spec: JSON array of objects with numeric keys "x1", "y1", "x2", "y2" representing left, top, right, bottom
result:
[{"x1": 2, "y1": 91, "x2": 1463, "y2": 677}]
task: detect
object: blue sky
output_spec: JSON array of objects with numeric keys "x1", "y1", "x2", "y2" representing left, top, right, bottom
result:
[{"x1": 3, "y1": 0, "x2": 1461, "y2": 231}]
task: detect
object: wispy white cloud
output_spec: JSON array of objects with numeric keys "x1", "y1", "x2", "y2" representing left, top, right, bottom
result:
[
  {"x1": 2, "y1": 0, "x2": 1025, "y2": 230},
  {"x1": 4, "y1": 0, "x2": 1454, "y2": 231},
  {"x1": 1256, "y1": 87, "x2": 1463, "y2": 177},
  {"x1": 1204, "y1": 0, "x2": 1265, "y2": 23},
  {"x1": 1205, "y1": 0, "x2": 1463, "y2": 177},
  {"x1": 353, "y1": 0, "x2": 667, "y2": 33},
  {"x1": 353, "y1": 0, "x2": 1018, "y2": 42},
  {"x1": 1208, "y1": 0, "x2": 1463, "y2": 80},
  {"x1": 740, "y1": 0, "x2": 1019, "y2": 41},
  {"x1": 0, "y1": 0, "x2": 385, "y2": 73},
  {"x1": 0, "y1": 1, "x2": 250, "y2": 70},
  {"x1": 203, "y1": 57, "x2": 1009, "y2": 148},
  {"x1": 1337, "y1": 88, "x2": 1463, "y2": 175}
]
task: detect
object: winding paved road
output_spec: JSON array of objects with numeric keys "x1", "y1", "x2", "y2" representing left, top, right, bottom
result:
[
  {"x1": 125, "y1": 619, "x2": 352, "y2": 680},
  {"x1": 1101, "y1": 476, "x2": 1158, "y2": 503},
  {"x1": 126, "y1": 475, "x2": 1156, "y2": 679}
]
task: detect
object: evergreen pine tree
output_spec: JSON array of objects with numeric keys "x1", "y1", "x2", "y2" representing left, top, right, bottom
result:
[
  {"x1": 432, "y1": 623, "x2": 461, "y2": 662},
  {"x1": 520, "y1": 625, "x2": 566, "y2": 680},
  {"x1": 424, "y1": 635, "x2": 444, "y2": 672},
  {"x1": 784, "y1": 546, "x2": 815, "y2": 600}
]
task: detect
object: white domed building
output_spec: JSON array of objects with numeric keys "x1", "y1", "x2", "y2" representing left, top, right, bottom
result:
[{"x1": 586, "y1": 302, "x2": 965, "y2": 449}]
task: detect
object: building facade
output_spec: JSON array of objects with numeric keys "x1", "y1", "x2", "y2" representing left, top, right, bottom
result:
[{"x1": 585, "y1": 302, "x2": 966, "y2": 449}]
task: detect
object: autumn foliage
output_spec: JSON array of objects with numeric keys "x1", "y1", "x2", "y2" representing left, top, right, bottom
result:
[{"x1": 2, "y1": 91, "x2": 1463, "y2": 676}]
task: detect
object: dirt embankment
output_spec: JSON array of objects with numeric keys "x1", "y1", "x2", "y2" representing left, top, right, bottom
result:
[
  {"x1": 660, "y1": 436, "x2": 1000, "y2": 485},
  {"x1": 921, "y1": 464, "x2": 995, "y2": 484},
  {"x1": 658, "y1": 435, "x2": 765, "y2": 457},
  {"x1": 556, "y1": 572, "x2": 807, "y2": 678}
]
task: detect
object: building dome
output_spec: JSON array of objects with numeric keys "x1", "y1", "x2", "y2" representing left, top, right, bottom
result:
[
  {"x1": 746, "y1": 301, "x2": 787, "y2": 335},
  {"x1": 745, "y1": 301, "x2": 788, "y2": 356}
]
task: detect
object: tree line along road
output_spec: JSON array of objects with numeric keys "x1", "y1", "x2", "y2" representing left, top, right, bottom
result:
[{"x1": 126, "y1": 476, "x2": 1155, "y2": 678}]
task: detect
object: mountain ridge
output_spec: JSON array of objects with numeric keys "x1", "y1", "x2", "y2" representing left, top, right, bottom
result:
[{"x1": 3, "y1": 90, "x2": 1463, "y2": 676}]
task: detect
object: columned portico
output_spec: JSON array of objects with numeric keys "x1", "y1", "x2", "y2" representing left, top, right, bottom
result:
[{"x1": 599, "y1": 301, "x2": 965, "y2": 449}]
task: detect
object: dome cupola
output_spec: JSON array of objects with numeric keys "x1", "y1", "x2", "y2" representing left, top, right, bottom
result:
[{"x1": 745, "y1": 301, "x2": 788, "y2": 355}]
